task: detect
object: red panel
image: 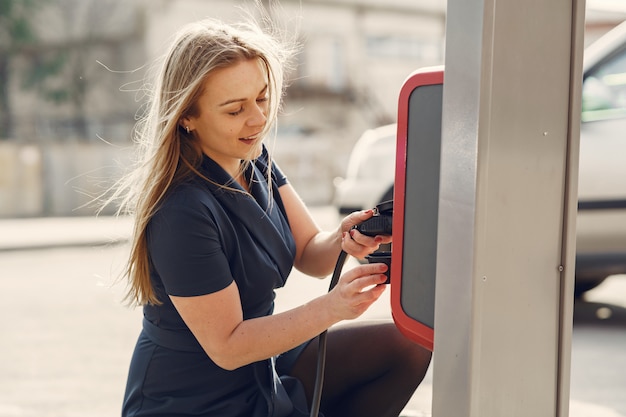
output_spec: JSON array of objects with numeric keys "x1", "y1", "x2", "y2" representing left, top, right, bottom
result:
[{"x1": 391, "y1": 67, "x2": 443, "y2": 352}]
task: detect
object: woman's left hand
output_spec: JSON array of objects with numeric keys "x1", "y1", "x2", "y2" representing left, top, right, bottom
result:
[{"x1": 339, "y1": 209, "x2": 392, "y2": 259}]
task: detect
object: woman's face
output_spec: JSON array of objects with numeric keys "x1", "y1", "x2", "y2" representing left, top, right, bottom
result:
[{"x1": 182, "y1": 58, "x2": 269, "y2": 176}]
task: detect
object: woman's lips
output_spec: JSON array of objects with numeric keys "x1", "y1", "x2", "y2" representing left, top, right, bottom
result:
[{"x1": 239, "y1": 133, "x2": 260, "y2": 143}]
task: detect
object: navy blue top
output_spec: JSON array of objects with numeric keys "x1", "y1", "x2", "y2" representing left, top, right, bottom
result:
[{"x1": 122, "y1": 147, "x2": 312, "y2": 417}]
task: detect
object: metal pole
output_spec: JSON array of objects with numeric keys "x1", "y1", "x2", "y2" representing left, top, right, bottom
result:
[{"x1": 432, "y1": 0, "x2": 586, "y2": 416}]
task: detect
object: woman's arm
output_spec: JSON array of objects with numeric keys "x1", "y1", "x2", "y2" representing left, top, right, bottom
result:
[
  {"x1": 278, "y1": 183, "x2": 390, "y2": 277},
  {"x1": 170, "y1": 262, "x2": 389, "y2": 370}
]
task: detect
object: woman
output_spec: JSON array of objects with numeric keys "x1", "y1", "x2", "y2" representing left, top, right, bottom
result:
[{"x1": 115, "y1": 16, "x2": 431, "y2": 417}]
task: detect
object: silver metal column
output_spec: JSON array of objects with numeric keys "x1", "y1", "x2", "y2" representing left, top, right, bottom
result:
[{"x1": 432, "y1": 0, "x2": 586, "y2": 416}]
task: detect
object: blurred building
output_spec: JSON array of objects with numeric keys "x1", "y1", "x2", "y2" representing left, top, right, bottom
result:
[
  {"x1": 1, "y1": 0, "x2": 447, "y2": 215},
  {"x1": 1, "y1": 0, "x2": 624, "y2": 216}
]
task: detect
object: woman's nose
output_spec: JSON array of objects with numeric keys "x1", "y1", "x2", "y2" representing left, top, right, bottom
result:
[{"x1": 247, "y1": 103, "x2": 267, "y2": 127}]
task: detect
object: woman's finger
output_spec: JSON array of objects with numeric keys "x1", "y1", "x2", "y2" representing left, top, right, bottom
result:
[
  {"x1": 341, "y1": 209, "x2": 374, "y2": 232},
  {"x1": 340, "y1": 263, "x2": 388, "y2": 285}
]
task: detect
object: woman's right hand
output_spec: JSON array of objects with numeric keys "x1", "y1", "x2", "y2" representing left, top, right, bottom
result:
[{"x1": 326, "y1": 262, "x2": 389, "y2": 321}]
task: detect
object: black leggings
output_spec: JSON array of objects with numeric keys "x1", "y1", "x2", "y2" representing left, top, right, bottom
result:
[{"x1": 288, "y1": 320, "x2": 432, "y2": 417}]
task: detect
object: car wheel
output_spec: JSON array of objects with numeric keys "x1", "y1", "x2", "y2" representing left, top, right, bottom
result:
[
  {"x1": 379, "y1": 187, "x2": 394, "y2": 207},
  {"x1": 574, "y1": 276, "x2": 608, "y2": 298}
]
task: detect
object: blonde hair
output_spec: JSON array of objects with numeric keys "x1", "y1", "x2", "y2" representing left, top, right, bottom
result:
[{"x1": 112, "y1": 15, "x2": 297, "y2": 306}]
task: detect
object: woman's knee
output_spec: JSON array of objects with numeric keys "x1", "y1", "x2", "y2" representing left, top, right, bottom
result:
[{"x1": 381, "y1": 322, "x2": 432, "y2": 374}]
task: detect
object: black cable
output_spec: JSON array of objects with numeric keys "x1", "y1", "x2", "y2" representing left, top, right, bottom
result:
[
  {"x1": 309, "y1": 249, "x2": 349, "y2": 417},
  {"x1": 308, "y1": 200, "x2": 393, "y2": 416}
]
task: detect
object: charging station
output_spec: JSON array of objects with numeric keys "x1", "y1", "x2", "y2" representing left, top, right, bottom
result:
[
  {"x1": 393, "y1": 0, "x2": 586, "y2": 415},
  {"x1": 391, "y1": 67, "x2": 444, "y2": 352}
]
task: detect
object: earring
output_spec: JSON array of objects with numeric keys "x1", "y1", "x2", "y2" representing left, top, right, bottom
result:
[{"x1": 185, "y1": 126, "x2": 190, "y2": 134}]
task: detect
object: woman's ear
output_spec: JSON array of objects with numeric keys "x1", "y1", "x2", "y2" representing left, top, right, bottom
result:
[{"x1": 179, "y1": 117, "x2": 193, "y2": 133}]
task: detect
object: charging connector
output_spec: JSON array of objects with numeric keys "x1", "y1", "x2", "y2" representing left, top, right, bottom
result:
[{"x1": 354, "y1": 200, "x2": 393, "y2": 236}]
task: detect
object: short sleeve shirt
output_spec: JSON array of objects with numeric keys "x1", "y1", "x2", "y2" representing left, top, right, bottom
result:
[{"x1": 143, "y1": 147, "x2": 296, "y2": 333}]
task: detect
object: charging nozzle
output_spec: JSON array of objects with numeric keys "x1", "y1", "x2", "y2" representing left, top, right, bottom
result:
[
  {"x1": 355, "y1": 216, "x2": 392, "y2": 236},
  {"x1": 354, "y1": 200, "x2": 393, "y2": 237}
]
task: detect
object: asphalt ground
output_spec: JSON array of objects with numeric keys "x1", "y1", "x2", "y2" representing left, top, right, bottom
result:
[{"x1": 1, "y1": 207, "x2": 625, "y2": 417}]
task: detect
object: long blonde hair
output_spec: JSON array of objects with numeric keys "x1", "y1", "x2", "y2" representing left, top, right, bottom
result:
[{"x1": 112, "y1": 15, "x2": 296, "y2": 306}]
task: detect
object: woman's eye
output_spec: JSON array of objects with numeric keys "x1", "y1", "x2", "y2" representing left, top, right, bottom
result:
[{"x1": 228, "y1": 97, "x2": 267, "y2": 116}]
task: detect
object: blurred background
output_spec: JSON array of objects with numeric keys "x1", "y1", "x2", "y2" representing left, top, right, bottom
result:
[
  {"x1": 1, "y1": 1, "x2": 626, "y2": 417},
  {"x1": 2, "y1": 0, "x2": 624, "y2": 217}
]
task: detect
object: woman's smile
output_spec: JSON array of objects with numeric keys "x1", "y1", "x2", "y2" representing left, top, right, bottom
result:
[{"x1": 240, "y1": 132, "x2": 261, "y2": 144}]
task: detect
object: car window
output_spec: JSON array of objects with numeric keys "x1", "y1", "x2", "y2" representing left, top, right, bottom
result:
[{"x1": 582, "y1": 46, "x2": 626, "y2": 122}]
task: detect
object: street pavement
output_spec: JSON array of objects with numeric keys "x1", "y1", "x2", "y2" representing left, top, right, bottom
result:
[
  {"x1": 0, "y1": 215, "x2": 131, "y2": 252},
  {"x1": 1, "y1": 207, "x2": 625, "y2": 417}
]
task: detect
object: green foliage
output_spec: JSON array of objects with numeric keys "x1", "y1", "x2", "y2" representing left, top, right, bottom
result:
[
  {"x1": 21, "y1": 50, "x2": 67, "y2": 89},
  {"x1": 44, "y1": 88, "x2": 70, "y2": 103},
  {"x1": 0, "y1": 0, "x2": 41, "y2": 52},
  {"x1": 0, "y1": 0, "x2": 54, "y2": 139}
]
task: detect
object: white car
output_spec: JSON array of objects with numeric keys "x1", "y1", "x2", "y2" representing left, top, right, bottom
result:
[
  {"x1": 333, "y1": 123, "x2": 398, "y2": 215},
  {"x1": 333, "y1": 20, "x2": 626, "y2": 296}
]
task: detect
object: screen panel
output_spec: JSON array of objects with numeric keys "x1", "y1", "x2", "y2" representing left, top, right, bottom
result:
[{"x1": 391, "y1": 67, "x2": 443, "y2": 351}]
